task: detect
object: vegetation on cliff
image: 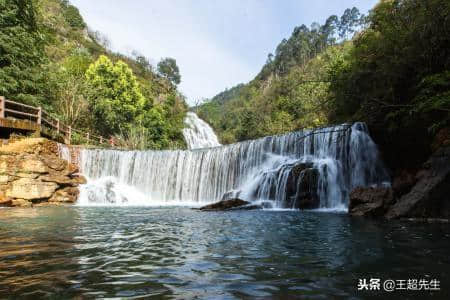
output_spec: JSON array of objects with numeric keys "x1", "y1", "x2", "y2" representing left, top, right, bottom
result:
[
  {"x1": 198, "y1": 0, "x2": 450, "y2": 172},
  {"x1": 0, "y1": 0, "x2": 187, "y2": 149}
]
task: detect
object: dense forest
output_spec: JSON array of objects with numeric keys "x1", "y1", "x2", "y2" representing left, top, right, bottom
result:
[
  {"x1": 198, "y1": 0, "x2": 450, "y2": 172},
  {"x1": 0, "y1": 0, "x2": 188, "y2": 149}
]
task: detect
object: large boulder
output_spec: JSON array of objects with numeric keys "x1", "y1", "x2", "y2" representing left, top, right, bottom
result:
[
  {"x1": 385, "y1": 146, "x2": 450, "y2": 219},
  {"x1": 21, "y1": 159, "x2": 48, "y2": 174},
  {"x1": 40, "y1": 154, "x2": 67, "y2": 171},
  {"x1": 49, "y1": 187, "x2": 79, "y2": 203},
  {"x1": 285, "y1": 162, "x2": 320, "y2": 209},
  {"x1": 6, "y1": 178, "x2": 59, "y2": 200},
  {"x1": 349, "y1": 187, "x2": 394, "y2": 217},
  {"x1": 40, "y1": 174, "x2": 86, "y2": 186},
  {"x1": 11, "y1": 199, "x2": 32, "y2": 208},
  {"x1": 0, "y1": 138, "x2": 85, "y2": 207},
  {"x1": 392, "y1": 170, "x2": 417, "y2": 198},
  {"x1": 199, "y1": 198, "x2": 251, "y2": 211},
  {"x1": 0, "y1": 196, "x2": 12, "y2": 207}
]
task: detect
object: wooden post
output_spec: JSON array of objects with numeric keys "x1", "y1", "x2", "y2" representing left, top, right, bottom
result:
[
  {"x1": 100, "y1": 136, "x2": 103, "y2": 144},
  {"x1": 0, "y1": 96, "x2": 4, "y2": 119},
  {"x1": 37, "y1": 106, "x2": 42, "y2": 124},
  {"x1": 68, "y1": 126, "x2": 72, "y2": 145},
  {"x1": 56, "y1": 119, "x2": 60, "y2": 133},
  {"x1": 86, "y1": 132, "x2": 90, "y2": 144}
]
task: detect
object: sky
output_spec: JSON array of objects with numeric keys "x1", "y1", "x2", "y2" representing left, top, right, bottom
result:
[{"x1": 71, "y1": 0, "x2": 379, "y2": 105}]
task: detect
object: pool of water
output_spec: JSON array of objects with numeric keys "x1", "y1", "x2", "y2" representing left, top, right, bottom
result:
[{"x1": 0, "y1": 207, "x2": 449, "y2": 299}]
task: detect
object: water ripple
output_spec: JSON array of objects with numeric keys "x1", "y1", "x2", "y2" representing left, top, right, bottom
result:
[{"x1": 0, "y1": 207, "x2": 449, "y2": 299}]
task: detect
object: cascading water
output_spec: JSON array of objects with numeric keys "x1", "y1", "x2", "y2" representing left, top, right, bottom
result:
[
  {"x1": 75, "y1": 122, "x2": 390, "y2": 209},
  {"x1": 183, "y1": 112, "x2": 221, "y2": 149}
]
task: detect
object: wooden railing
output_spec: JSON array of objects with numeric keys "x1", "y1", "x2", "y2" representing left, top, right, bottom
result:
[{"x1": 0, "y1": 96, "x2": 114, "y2": 146}]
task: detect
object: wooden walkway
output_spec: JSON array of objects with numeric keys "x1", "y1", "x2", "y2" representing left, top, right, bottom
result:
[{"x1": 0, "y1": 96, "x2": 112, "y2": 145}]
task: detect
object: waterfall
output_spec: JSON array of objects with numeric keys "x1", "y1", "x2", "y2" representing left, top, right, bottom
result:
[
  {"x1": 76, "y1": 123, "x2": 390, "y2": 209},
  {"x1": 183, "y1": 112, "x2": 221, "y2": 149}
]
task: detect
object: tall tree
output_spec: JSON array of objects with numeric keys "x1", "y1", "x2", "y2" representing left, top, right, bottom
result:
[
  {"x1": 85, "y1": 55, "x2": 145, "y2": 135},
  {"x1": 0, "y1": 0, "x2": 45, "y2": 105},
  {"x1": 157, "y1": 57, "x2": 181, "y2": 85}
]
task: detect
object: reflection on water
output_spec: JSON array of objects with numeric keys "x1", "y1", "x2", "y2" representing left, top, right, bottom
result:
[{"x1": 0, "y1": 207, "x2": 449, "y2": 299}]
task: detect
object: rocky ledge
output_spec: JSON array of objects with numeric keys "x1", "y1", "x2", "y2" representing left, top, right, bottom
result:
[
  {"x1": 0, "y1": 138, "x2": 86, "y2": 208},
  {"x1": 350, "y1": 145, "x2": 450, "y2": 219},
  {"x1": 198, "y1": 198, "x2": 258, "y2": 211}
]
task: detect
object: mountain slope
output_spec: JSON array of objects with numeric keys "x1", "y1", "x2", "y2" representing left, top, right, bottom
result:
[{"x1": 1, "y1": 0, "x2": 187, "y2": 149}]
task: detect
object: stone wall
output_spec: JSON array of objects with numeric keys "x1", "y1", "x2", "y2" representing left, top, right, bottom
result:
[{"x1": 0, "y1": 138, "x2": 86, "y2": 207}]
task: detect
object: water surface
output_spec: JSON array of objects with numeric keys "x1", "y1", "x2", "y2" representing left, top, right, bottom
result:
[{"x1": 0, "y1": 207, "x2": 448, "y2": 299}]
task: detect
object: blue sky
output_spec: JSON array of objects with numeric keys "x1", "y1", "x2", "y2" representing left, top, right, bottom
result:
[{"x1": 71, "y1": 0, "x2": 378, "y2": 105}]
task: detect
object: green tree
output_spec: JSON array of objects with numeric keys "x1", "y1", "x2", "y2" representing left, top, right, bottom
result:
[
  {"x1": 85, "y1": 55, "x2": 145, "y2": 135},
  {"x1": 61, "y1": 0, "x2": 86, "y2": 29},
  {"x1": 157, "y1": 57, "x2": 181, "y2": 85},
  {"x1": 329, "y1": 0, "x2": 450, "y2": 170},
  {"x1": 0, "y1": 0, "x2": 46, "y2": 105}
]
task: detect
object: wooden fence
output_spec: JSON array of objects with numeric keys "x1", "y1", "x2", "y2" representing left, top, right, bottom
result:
[{"x1": 0, "y1": 96, "x2": 113, "y2": 146}]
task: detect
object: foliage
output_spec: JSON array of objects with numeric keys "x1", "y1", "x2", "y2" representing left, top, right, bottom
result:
[
  {"x1": 157, "y1": 57, "x2": 181, "y2": 85},
  {"x1": 199, "y1": 0, "x2": 449, "y2": 173},
  {"x1": 60, "y1": 0, "x2": 85, "y2": 29},
  {"x1": 1, "y1": 0, "x2": 188, "y2": 149},
  {"x1": 198, "y1": 6, "x2": 363, "y2": 143},
  {"x1": 328, "y1": 0, "x2": 450, "y2": 169},
  {"x1": 0, "y1": 0, "x2": 46, "y2": 105},
  {"x1": 85, "y1": 55, "x2": 145, "y2": 135}
]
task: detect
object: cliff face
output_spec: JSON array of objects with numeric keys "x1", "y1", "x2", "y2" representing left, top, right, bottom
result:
[
  {"x1": 349, "y1": 128, "x2": 450, "y2": 220},
  {"x1": 0, "y1": 138, "x2": 86, "y2": 208}
]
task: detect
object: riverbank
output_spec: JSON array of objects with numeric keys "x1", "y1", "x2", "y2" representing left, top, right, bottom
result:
[
  {"x1": 0, "y1": 138, "x2": 86, "y2": 208},
  {"x1": 349, "y1": 128, "x2": 450, "y2": 220}
]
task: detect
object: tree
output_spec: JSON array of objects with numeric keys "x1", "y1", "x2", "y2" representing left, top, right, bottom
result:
[
  {"x1": 61, "y1": 0, "x2": 86, "y2": 29},
  {"x1": 85, "y1": 55, "x2": 145, "y2": 135},
  {"x1": 0, "y1": 0, "x2": 46, "y2": 105},
  {"x1": 329, "y1": 0, "x2": 450, "y2": 170},
  {"x1": 339, "y1": 7, "x2": 361, "y2": 40},
  {"x1": 157, "y1": 57, "x2": 181, "y2": 85}
]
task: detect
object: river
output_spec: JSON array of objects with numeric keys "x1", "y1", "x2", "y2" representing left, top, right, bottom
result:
[{"x1": 0, "y1": 207, "x2": 448, "y2": 299}]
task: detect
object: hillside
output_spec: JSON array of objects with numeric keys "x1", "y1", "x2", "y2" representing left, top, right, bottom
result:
[
  {"x1": 198, "y1": 0, "x2": 450, "y2": 173},
  {"x1": 197, "y1": 7, "x2": 363, "y2": 144},
  {"x1": 1, "y1": 0, "x2": 187, "y2": 149}
]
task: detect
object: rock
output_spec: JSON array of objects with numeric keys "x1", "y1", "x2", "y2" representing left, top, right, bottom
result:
[
  {"x1": 385, "y1": 146, "x2": 450, "y2": 219},
  {"x1": 11, "y1": 199, "x2": 32, "y2": 208},
  {"x1": 0, "y1": 138, "x2": 84, "y2": 207},
  {"x1": 16, "y1": 173, "x2": 39, "y2": 179},
  {"x1": 66, "y1": 163, "x2": 79, "y2": 176},
  {"x1": 49, "y1": 187, "x2": 79, "y2": 203},
  {"x1": 20, "y1": 159, "x2": 48, "y2": 174},
  {"x1": 69, "y1": 175, "x2": 87, "y2": 185},
  {"x1": 40, "y1": 154, "x2": 67, "y2": 171},
  {"x1": 40, "y1": 174, "x2": 73, "y2": 185},
  {"x1": 431, "y1": 127, "x2": 450, "y2": 152},
  {"x1": 349, "y1": 187, "x2": 394, "y2": 217},
  {"x1": 0, "y1": 196, "x2": 13, "y2": 207},
  {"x1": 199, "y1": 198, "x2": 251, "y2": 211},
  {"x1": 0, "y1": 160, "x2": 9, "y2": 173},
  {"x1": 392, "y1": 170, "x2": 417, "y2": 197},
  {"x1": 40, "y1": 174, "x2": 87, "y2": 186},
  {"x1": 285, "y1": 162, "x2": 320, "y2": 209},
  {"x1": 6, "y1": 178, "x2": 59, "y2": 200},
  {"x1": 0, "y1": 175, "x2": 12, "y2": 184}
]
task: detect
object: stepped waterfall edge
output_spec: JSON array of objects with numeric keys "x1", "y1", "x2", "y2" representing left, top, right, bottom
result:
[
  {"x1": 64, "y1": 122, "x2": 390, "y2": 209},
  {"x1": 183, "y1": 112, "x2": 221, "y2": 150}
]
